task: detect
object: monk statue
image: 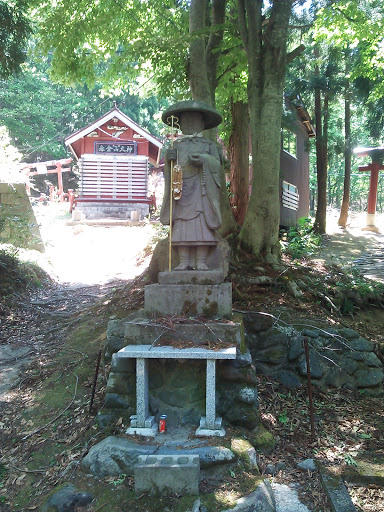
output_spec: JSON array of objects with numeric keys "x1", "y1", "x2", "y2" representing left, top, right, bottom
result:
[{"x1": 160, "y1": 100, "x2": 222, "y2": 271}]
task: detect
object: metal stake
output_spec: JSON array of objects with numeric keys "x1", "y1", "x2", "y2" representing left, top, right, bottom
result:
[
  {"x1": 303, "y1": 337, "x2": 316, "y2": 439},
  {"x1": 89, "y1": 349, "x2": 102, "y2": 414}
]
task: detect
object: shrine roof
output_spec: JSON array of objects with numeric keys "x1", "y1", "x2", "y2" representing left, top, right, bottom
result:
[
  {"x1": 64, "y1": 106, "x2": 163, "y2": 149},
  {"x1": 354, "y1": 146, "x2": 384, "y2": 158}
]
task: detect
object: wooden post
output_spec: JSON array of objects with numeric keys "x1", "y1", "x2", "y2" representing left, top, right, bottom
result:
[
  {"x1": 367, "y1": 162, "x2": 380, "y2": 220},
  {"x1": 358, "y1": 161, "x2": 384, "y2": 230},
  {"x1": 56, "y1": 162, "x2": 64, "y2": 202}
]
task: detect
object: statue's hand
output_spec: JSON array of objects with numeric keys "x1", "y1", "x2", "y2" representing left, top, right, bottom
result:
[
  {"x1": 189, "y1": 153, "x2": 203, "y2": 165},
  {"x1": 167, "y1": 148, "x2": 177, "y2": 162}
]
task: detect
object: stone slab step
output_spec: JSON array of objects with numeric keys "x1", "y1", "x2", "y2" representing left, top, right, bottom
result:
[
  {"x1": 317, "y1": 464, "x2": 357, "y2": 512},
  {"x1": 339, "y1": 452, "x2": 384, "y2": 486}
]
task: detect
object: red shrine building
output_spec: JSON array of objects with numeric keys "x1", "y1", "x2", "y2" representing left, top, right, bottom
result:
[{"x1": 65, "y1": 105, "x2": 163, "y2": 219}]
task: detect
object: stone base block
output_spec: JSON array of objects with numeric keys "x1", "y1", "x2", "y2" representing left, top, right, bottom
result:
[
  {"x1": 195, "y1": 427, "x2": 226, "y2": 437},
  {"x1": 195, "y1": 416, "x2": 226, "y2": 437},
  {"x1": 144, "y1": 282, "x2": 232, "y2": 318},
  {"x1": 126, "y1": 425, "x2": 158, "y2": 437},
  {"x1": 134, "y1": 454, "x2": 200, "y2": 496},
  {"x1": 129, "y1": 415, "x2": 155, "y2": 428},
  {"x1": 158, "y1": 270, "x2": 224, "y2": 285}
]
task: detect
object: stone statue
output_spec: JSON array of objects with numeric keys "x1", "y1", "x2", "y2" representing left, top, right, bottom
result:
[{"x1": 160, "y1": 100, "x2": 222, "y2": 271}]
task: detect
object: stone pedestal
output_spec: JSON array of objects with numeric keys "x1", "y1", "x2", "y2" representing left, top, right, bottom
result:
[{"x1": 103, "y1": 269, "x2": 259, "y2": 435}]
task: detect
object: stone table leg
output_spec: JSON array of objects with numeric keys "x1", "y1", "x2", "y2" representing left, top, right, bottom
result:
[
  {"x1": 196, "y1": 359, "x2": 224, "y2": 436},
  {"x1": 126, "y1": 357, "x2": 156, "y2": 436},
  {"x1": 206, "y1": 359, "x2": 216, "y2": 429},
  {"x1": 136, "y1": 357, "x2": 149, "y2": 427}
]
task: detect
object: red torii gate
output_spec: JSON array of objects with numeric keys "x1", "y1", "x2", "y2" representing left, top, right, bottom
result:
[
  {"x1": 23, "y1": 158, "x2": 72, "y2": 202},
  {"x1": 354, "y1": 146, "x2": 384, "y2": 231}
]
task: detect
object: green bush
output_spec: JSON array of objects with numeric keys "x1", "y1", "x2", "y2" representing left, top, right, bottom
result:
[
  {"x1": 0, "y1": 247, "x2": 47, "y2": 298},
  {"x1": 280, "y1": 217, "x2": 322, "y2": 260}
]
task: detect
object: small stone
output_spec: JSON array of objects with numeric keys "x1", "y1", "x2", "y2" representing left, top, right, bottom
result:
[
  {"x1": 230, "y1": 350, "x2": 253, "y2": 368},
  {"x1": 356, "y1": 369, "x2": 384, "y2": 388},
  {"x1": 258, "y1": 332, "x2": 290, "y2": 349},
  {"x1": 265, "y1": 463, "x2": 277, "y2": 475},
  {"x1": 256, "y1": 345, "x2": 286, "y2": 364},
  {"x1": 104, "y1": 393, "x2": 130, "y2": 409},
  {"x1": 231, "y1": 438, "x2": 259, "y2": 471},
  {"x1": 273, "y1": 370, "x2": 302, "y2": 389},
  {"x1": 325, "y1": 369, "x2": 351, "y2": 389},
  {"x1": 243, "y1": 313, "x2": 274, "y2": 333},
  {"x1": 248, "y1": 276, "x2": 273, "y2": 285},
  {"x1": 298, "y1": 352, "x2": 326, "y2": 379},
  {"x1": 298, "y1": 459, "x2": 317, "y2": 471},
  {"x1": 248, "y1": 424, "x2": 276, "y2": 455},
  {"x1": 238, "y1": 387, "x2": 258, "y2": 405},
  {"x1": 287, "y1": 280, "x2": 303, "y2": 298},
  {"x1": 348, "y1": 338, "x2": 374, "y2": 352},
  {"x1": 337, "y1": 327, "x2": 360, "y2": 339},
  {"x1": 221, "y1": 481, "x2": 275, "y2": 512},
  {"x1": 364, "y1": 352, "x2": 383, "y2": 368},
  {"x1": 272, "y1": 483, "x2": 311, "y2": 512},
  {"x1": 302, "y1": 328, "x2": 319, "y2": 338},
  {"x1": 220, "y1": 366, "x2": 257, "y2": 384},
  {"x1": 42, "y1": 485, "x2": 93, "y2": 512},
  {"x1": 81, "y1": 437, "x2": 157, "y2": 476},
  {"x1": 288, "y1": 336, "x2": 304, "y2": 361},
  {"x1": 191, "y1": 498, "x2": 201, "y2": 512},
  {"x1": 339, "y1": 356, "x2": 359, "y2": 375},
  {"x1": 276, "y1": 462, "x2": 286, "y2": 472}
]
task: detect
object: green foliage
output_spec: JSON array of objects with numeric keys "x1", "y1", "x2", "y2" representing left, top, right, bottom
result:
[
  {"x1": 281, "y1": 217, "x2": 323, "y2": 260},
  {"x1": 0, "y1": 60, "x2": 167, "y2": 162},
  {"x1": 0, "y1": 247, "x2": 46, "y2": 297},
  {"x1": 0, "y1": 0, "x2": 32, "y2": 78},
  {"x1": 335, "y1": 265, "x2": 384, "y2": 297}
]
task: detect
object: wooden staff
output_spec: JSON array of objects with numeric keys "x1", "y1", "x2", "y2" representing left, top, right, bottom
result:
[{"x1": 167, "y1": 115, "x2": 179, "y2": 271}]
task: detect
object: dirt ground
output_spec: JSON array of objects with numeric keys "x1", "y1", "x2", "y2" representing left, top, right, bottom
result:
[{"x1": 313, "y1": 210, "x2": 384, "y2": 282}]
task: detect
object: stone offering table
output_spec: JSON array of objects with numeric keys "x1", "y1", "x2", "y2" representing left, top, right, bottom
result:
[
  {"x1": 103, "y1": 268, "x2": 260, "y2": 435},
  {"x1": 116, "y1": 344, "x2": 236, "y2": 437}
]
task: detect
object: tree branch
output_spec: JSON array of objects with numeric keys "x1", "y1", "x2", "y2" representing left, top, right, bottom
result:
[
  {"x1": 287, "y1": 43, "x2": 305, "y2": 64},
  {"x1": 237, "y1": 0, "x2": 248, "y2": 52}
]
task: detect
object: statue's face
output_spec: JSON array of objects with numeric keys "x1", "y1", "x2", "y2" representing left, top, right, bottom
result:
[{"x1": 180, "y1": 111, "x2": 205, "y2": 135}]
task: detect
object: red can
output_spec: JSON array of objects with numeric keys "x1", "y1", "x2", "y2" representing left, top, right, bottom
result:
[{"x1": 159, "y1": 415, "x2": 167, "y2": 433}]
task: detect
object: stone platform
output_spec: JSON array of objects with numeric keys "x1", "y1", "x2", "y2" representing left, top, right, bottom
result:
[{"x1": 103, "y1": 268, "x2": 259, "y2": 435}]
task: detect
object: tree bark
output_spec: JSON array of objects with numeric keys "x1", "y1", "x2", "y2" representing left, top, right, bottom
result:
[
  {"x1": 229, "y1": 99, "x2": 249, "y2": 225},
  {"x1": 313, "y1": 47, "x2": 328, "y2": 235},
  {"x1": 237, "y1": 0, "x2": 293, "y2": 261},
  {"x1": 338, "y1": 72, "x2": 351, "y2": 228},
  {"x1": 188, "y1": 0, "x2": 236, "y2": 236}
]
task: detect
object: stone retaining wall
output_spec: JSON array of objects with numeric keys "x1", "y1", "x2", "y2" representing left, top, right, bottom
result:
[
  {"x1": 0, "y1": 183, "x2": 43, "y2": 251},
  {"x1": 244, "y1": 312, "x2": 384, "y2": 396}
]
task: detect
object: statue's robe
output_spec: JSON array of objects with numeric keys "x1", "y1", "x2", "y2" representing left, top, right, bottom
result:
[{"x1": 160, "y1": 136, "x2": 222, "y2": 245}]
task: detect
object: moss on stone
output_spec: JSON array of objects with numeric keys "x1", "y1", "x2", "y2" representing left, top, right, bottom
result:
[
  {"x1": 248, "y1": 423, "x2": 276, "y2": 455},
  {"x1": 202, "y1": 300, "x2": 218, "y2": 318},
  {"x1": 231, "y1": 438, "x2": 260, "y2": 473}
]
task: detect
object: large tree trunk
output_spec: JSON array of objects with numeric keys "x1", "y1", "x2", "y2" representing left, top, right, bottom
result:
[
  {"x1": 237, "y1": 0, "x2": 293, "y2": 262},
  {"x1": 338, "y1": 73, "x2": 351, "y2": 228},
  {"x1": 229, "y1": 99, "x2": 249, "y2": 225},
  {"x1": 313, "y1": 47, "x2": 328, "y2": 235},
  {"x1": 188, "y1": 0, "x2": 236, "y2": 236}
]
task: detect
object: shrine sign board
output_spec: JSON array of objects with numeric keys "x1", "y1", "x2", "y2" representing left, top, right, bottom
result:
[{"x1": 95, "y1": 141, "x2": 137, "y2": 155}]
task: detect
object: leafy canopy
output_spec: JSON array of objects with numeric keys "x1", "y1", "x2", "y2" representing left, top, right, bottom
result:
[{"x1": 0, "y1": 0, "x2": 32, "y2": 78}]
